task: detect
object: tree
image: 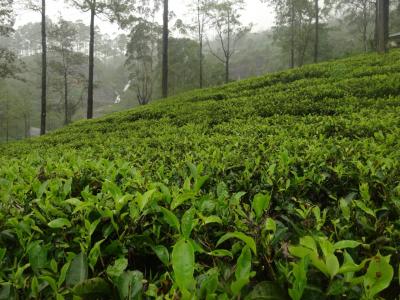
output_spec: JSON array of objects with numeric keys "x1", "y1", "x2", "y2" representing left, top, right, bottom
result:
[
  {"x1": 0, "y1": 0, "x2": 18, "y2": 79},
  {"x1": 40, "y1": 0, "x2": 46, "y2": 135},
  {"x1": 126, "y1": 12, "x2": 161, "y2": 105},
  {"x1": 162, "y1": 0, "x2": 169, "y2": 98},
  {"x1": 49, "y1": 19, "x2": 86, "y2": 125},
  {"x1": 69, "y1": 0, "x2": 134, "y2": 118},
  {"x1": 168, "y1": 37, "x2": 201, "y2": 94},
  {"x1": 69, "y1": 0, "x2": 106, "y2": 119},
  {"x1": 263, "y1": 0, "x2": 316, "y2": 68},
  {"x1": 314, "y1": 0, "x2": 319, "y2": 62},
  {"x1": 189, "y1": 0, "x2": 212, "y2": 88},
  {"x1": 376, "y1": 0, "x2": 389, "y2": 52},
  {"x1": 207, "y1": 0, "x2": 250, "y2": 83},
  {"x1": 337, "y1": 0, "x2": 376, "y2": 52},
  {"x1": 26, "y1": 0, "x2": 47, "y2": 134}
]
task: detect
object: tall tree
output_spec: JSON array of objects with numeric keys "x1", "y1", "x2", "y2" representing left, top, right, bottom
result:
[
  {"x1": 28, "y1": 0, "x2": 48, "y2": 134},
  {"x1": 162, "y1": 0, "x2": 169, "y2": 98},
  {"x1": 337, "y1": 0, "x2": 376, "y2": 52},
  {"x1": 207, "y1": 0, "x2": 250, "y2": 83},
  {"x1": 376, "y1": 0, "x2": 389, "y2": 52},
  {"x1": 189, "y1": 0, "x2": 211, "y2": 88},
  {"x1": 0, "y1": 0, "x2": 18, "y2": 79},
  {"x1": 126, "y1": 3, "x2": 161, "y2": 105},
  {"x1": 40, "y1": 0, "x2": 47, "y2": 134},
  {"x1": 69, "y1": 0, "x2": 134, "y2": 117},
  {"x1": 69, "y1": 0, "x2": 107, "y2": 119},
  {"x1": 88, "y1": 0, "x2": 95, "y2": 118},
  {"x1": 263, "y1": 0, "x2": 315, "y2": 68},
  {"x1": 313, "y1": 0, "x2": 333, "y2": 63},
  {"x1": 314, "y1": 0, "x2": 319, "y2": 62},
  {"x1": 49, "y1": 19, "x2": 86, "y2": 125}
]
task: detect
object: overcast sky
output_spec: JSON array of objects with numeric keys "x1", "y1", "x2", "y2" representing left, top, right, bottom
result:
[{"x1": 15, "y1": 0, "x2": 275, "y2": 35}]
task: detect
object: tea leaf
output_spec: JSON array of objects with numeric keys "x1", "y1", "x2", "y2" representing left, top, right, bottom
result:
[{"x1": 172, "y1": 239, "x2": 195, "y2": 292}]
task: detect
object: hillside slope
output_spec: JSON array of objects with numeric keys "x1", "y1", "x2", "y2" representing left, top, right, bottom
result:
[{"x1": 1, "y1": 51, "x2": 400, "y2": 299}]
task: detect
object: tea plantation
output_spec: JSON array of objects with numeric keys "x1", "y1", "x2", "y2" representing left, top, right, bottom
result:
[{"x1": 1, "y1": 51, "x2": 400, "y2": 299}]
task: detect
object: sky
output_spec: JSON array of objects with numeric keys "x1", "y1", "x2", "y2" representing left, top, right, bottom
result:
[{"x1": 15, "y1": 0, "x2": 275, "y2": 35}]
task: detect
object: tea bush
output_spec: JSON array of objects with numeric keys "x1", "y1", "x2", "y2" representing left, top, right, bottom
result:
[{"x1": 0, "y1": 51, "x2": 400, "y2": 299}]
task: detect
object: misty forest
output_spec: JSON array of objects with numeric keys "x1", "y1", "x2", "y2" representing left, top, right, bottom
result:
[{"x1": 0, "y1": 0, "x2": 400, "y2": 299}]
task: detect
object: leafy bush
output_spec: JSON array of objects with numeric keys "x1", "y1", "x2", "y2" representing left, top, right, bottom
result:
[{"x1": 0, "y1": 50, "x2": 400, "y2": 299}]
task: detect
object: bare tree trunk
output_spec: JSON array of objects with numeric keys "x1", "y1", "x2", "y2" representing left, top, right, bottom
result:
[
  {"x1": 40, "y1": 0, "x2": 47, "y2": 135},
  {"x1": 314, "y1": 0, "x2": 319, "y2": 63},
  {"x1": 374, "y1": 1, "x2": 377, "y2": 48},
  {"x1": 162, "y1": 0, "x2": 169, "y2": 98},
  {"x1": 87, "y1": 1, "x2": 95, "y2": 119},
  {"x1": 24, "y1": 113, "x2": 30, "y2": 138},
  {"x1": 290, "y1": 0, "x2": 295, "y2": 68},
  {"x1": 64, "y1": 69, "x2": 69, "y2": 125},
  {"x1": 6, "y1": 97, "x2": 9, "y2": 142},
  {"x1": 198, "y1": 3, "x2": 203, "y2": 89},
  {"x1": 225, "y1": 56, "x2": 229, "y2": 83},
  {"x1": 362, "y1": 1, "x2": 368, "y2": 52},
  {"x1": 199, "y1": 37, "x2": 203, "y2": 88},
  {"x1": 376, "y1": 0, "x2": 389, "y2": 53}
]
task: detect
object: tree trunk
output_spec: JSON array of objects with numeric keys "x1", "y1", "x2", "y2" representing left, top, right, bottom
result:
[
  {"x1": 225, "y1": 57, "x2": 229, "y2": 84},
  {"x1": 6, "y1": 98, "x2": 9, "y2": 142},
  {"x1": 199, "y1": 37, "x2": 203, "y2": 88},
  {"x1": 64, "y1": 69, "x2": 69, "y2": 125},
  {"x1": 162, "y1": 0, "x2": 169, "y2": 98},
  {"x1": 376, "y1": 0, "x2": 389, "y2": 53},
  {"x1": 290, "y1": 0, "x2": 295, "y2": 68},
  {"x1": 198, "y1": 3, "x2": 203, "y2": 89},
  {"x1": 314, "y1": 0, "x2": 319, "y2": 63},
  {"x1": 24, "y1": 113, "x2": 30, "y2": 138},
  {"x1": 40, "y1": 0, "x2": 47, "y2": 135},
  {"x1": 87, "y1": 1, "x2": 95, "y2": 119},
  {"x1": 362, "y1": 2, "x2": 368, "y2": 52}
]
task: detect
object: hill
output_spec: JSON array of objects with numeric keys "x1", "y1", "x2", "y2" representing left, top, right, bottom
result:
[{"x1": 0, "y1": 51, "x2": 399, "y2": 299}]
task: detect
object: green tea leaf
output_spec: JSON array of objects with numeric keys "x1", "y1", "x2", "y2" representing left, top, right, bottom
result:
[
  {"x1": 27, "y1": 241, "x2": 47, "y2": 273},
  {"x1": 48, "y1": 218, "x2": 71, "y2": 229},
  {"x1": 66, "y1": 252, "x2": 88, "y2": 287},
  {"x1": 363, "y1": 254, "x2": 394, "y2": 298},
  {"x1": 172, "y1": 238, "x2": 195, "y2": 292},
  {"x1": 88, "y1": 239, "x2": 104, "y2": 270},
  {"x1": 217, "y1": 232, "x2": 257, "y2": 255},
  {"x1": 152, "y1": 245, "x2": 170, "y2": 266},
  {"x1": 114, "y1": 271, "x2": 143, "y2": 300},
  {"x1": 107, "y1": 257, "x2": 128, "y2": 279},
  {"x1": 235, "y1": 245, "x2": 252, "y2": 280},
  {"x1": 245, "y1": 281, "x2": 288, "y2": 300},
  {"x1": 160, "y1": 207, "x2": 180, "y2": 232},
  {"x1": 252, "y1": 193, "x2": 271, "y2": 220},
  {"x1": 73, "y1": 278, "x2": 112, "y2": 298},
  {"x1": 334, "y1": 240, "x2": 361, "y2": 250},
  {"x1": 325, "y1": 254, "x2": 340, "y2": 278},
  {"x1": 231, "y1": 277, "x2": 250, "y2": 296},
  {"x1": 288, "y1": 256, "x2": 309, "y2": 300},
  {"x1": 231, "y1": 246, "x2": 252, "y2": 296},
  {"x1": 137, "y1": 189, "x2": 156, "y2": 212},
  {"x1": 203, "y1": 215, "x2": 222, "y2": 225},
  {"x1": 170, "y1": 192, "x2": 195, "y2": 210},
  {"x1": 265, "y1": 218, "x2": 276, "y2": 233},
  {"x1": 181, "y1": 208, "x2": 196, "y2": 239},
  {"x1": 207, "y1": 249, "x2": 233, "y2": 259},
  {"x1": 354, "y1": 200, "x2": 375, "y2": 218}
]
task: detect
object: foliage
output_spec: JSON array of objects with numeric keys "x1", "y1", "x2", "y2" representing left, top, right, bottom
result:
[
  {"x1": 0, "y1": 0, "x2": 18, "y2": 80},
  {"x1": 0, "y1": 49, "x2": 400, "y2": 299}
]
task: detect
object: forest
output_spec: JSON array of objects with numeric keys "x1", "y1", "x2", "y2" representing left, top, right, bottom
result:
[{"x1": 0, "y1": 0, "x2": 400, "y2": 299}]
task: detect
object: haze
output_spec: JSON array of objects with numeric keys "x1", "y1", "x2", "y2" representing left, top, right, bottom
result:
[{"x1": 15, "y1": 0, "x2": 275, "y2": 35}]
